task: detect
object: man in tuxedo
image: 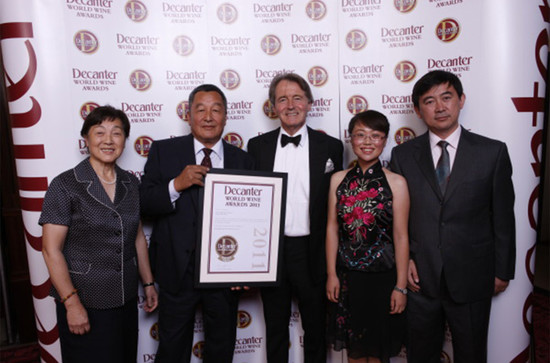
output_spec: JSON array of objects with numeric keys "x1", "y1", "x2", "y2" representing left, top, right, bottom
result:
[
  {"x1": 390, "y1": 70, "x2": 516, "y2": 363},
  {"x1": 140, "y1": 84, "x2": 254, "y2": 363},
  {"x1": 247, "y1": 73, "x2": 343, "y2": 363}
]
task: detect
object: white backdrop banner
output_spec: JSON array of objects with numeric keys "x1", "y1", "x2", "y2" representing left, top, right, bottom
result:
[{"x1": 0, "y1": 1, "x2": 547, "y2": 362}]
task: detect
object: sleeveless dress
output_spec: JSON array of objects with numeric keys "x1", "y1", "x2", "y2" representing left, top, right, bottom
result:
[{"x1": 328, "y1": 160, "x2": 405, "y2": 362}]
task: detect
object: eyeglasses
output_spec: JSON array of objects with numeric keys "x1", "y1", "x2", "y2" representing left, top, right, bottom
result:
[{"x1": 350, "y1": 132, "x2": 386, "y2": 143}]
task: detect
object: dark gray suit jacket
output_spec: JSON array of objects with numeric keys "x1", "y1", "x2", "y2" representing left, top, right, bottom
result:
[
  {"x1": 39, "y1": 158, "x2": 140, "y2": 309},
  {"x1": 140, "y1": 134, "x2": 254, "y2": 294},
  {"x1": 247, "y1": 126, "x2": 343, "y2": 282},
  {"x1": 390, "y1": 127, "x2": 516, "y2": 303}
]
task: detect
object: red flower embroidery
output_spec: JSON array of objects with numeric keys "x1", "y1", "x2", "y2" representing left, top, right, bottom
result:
[
  {"x1": 352, "y1": 207, "x2": 363, "y2": 219},
  {"x1": 376, "y1": 203, "x2": 384, "y2": 209},
  {"x1": 344, "y1": 195, "x2": 357, "y2": 207},
  {"x1": 362, "y1": 212, "x2": 375, "y2": 225},
  {"x1": 349, "y1": 180, "x2": 358, "y2": 190},
  {"x1": 365, "y1": 188, "x2": 378, "y2": 198},
  {"x1": 343, "y1": 213, "x2": 354, "y2": 225},
  {"x1": 356, "y1": 191, "x2": 369, "y2": 201}
]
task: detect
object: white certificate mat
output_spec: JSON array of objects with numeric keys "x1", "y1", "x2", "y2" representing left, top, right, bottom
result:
[{"x1": 196, "y1": 169, "x2": 287, "y2": 287}]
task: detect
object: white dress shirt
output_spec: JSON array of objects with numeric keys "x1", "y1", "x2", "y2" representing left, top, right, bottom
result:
[
  {"x1": 168, "y1": 138, "x2": 224, "y2": 203},
  {"x1": 273, "y1": 125, "x2": 310, "y2": 236},
  {"x1": 429, "y1": 126, "x2": 461, "y2": 171}
]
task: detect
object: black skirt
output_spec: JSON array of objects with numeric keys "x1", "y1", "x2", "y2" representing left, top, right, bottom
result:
[
  {"x1": 328, "y1": 268, "x2": 405, "y2": 362},
  {"x1": 56, "y1": 297, "x2": 138, "y2": 363}
]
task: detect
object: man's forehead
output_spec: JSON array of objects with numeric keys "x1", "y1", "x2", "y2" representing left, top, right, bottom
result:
[
  {"x1": 276, "y1": 80, "x2": 304, "y2": 93},
  {"x1": 421, "y1": 82, "x2": 456, "y2": 97},
  {"x1": 192, "y1": 91, "x2": 224, "y2": 105}
]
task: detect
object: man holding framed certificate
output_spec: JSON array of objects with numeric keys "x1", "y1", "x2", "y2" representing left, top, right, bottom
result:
[
  {"x1": 140, "y1": 84, "x2": 254, "y2": 363},
  {"x1": 247, "y1": 73, "x2": 344, "y2": 363}
]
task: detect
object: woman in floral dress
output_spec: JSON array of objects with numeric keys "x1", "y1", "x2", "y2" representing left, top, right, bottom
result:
[{"x1": 326, "y1": 110, "x2": 410, "y2": 363}]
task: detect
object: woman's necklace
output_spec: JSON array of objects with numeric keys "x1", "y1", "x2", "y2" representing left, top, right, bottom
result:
[{"x1": 98, "y1": 173, "x2": 117, "y2": 185}]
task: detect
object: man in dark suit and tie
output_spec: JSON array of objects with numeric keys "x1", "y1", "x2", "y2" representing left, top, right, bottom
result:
[
  {"x1": 247, "y1": 73, "x2": 343, "y2": 363},
  {"x1": 390, "y1": 70, "x2": 516, "y2": 363},
  {"x1": 140, "y1": 84, "x2": 254, "y2": 363}
]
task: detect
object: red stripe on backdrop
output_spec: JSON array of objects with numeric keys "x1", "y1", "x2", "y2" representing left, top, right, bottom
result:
[
  {"x1": 38, "y1": 346, "x2": 59, "y2": 363},
  {"x1": 18, "y1": 176, "x2": 49, "y2": 191},
  {"x1": 0, "y1": 22, "x2": 33, "y2": 38},
  {"x1": 3, "y1": 41, "x2": 37, "y2": 101},
  {"x1": 20, "y1": 197, "x2": 43, "y2": 212},
  {"x1": 511, "y1": 83, "x2": 545, "y2": 127},
  {"x1": 13, "y1": 145, "x2": 45, "y2": 159},
  {"x1": 31, "y1": 279, "x2": 52, "y2": 300},
  {"x1": 24, "y1": 226, "x2": 42, "y2": 251},
  {"x1": 35, "y1": 314, "x2": 59, "y2": 347},
  {"x1": 10, "y1": 97, "x2": 42, "y2": 128}
]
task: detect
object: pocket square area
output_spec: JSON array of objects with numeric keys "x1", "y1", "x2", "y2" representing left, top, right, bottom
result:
[{"x1": 325, "y1": 158, "x2": 335, "y2": 173}]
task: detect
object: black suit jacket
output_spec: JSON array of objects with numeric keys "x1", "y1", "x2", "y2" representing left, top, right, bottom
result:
[
  {"x1": 140, "y1": 134, "x2": 254, "y2": 294},
  {"x1": 390, "y1": 127, "x2": 516, "y2": 303},
  {"x1": 247, "y1": 127, "x2": 343, "y2": 282}
]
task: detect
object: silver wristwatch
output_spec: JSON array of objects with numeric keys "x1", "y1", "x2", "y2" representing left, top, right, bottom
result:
[{"x1": 393, "y1": 286, "x2": 408, "y2": 295}]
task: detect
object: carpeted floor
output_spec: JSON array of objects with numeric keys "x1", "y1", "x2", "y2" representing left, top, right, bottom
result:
[{"x1": 0, "y1": 342, "x2": 39, "y2": 363}]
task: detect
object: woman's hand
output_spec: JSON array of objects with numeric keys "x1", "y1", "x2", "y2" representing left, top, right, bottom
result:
[
  {"x1": 389, "y1": 290, "x2": 406, "y2": 314},
  {"x1": 326, "y1": 274, "x2": 340, "y2": 303},
  {"x1": 65, "y1": 298, "x2": 90, "y2": 335},
  {"x1": 143, "y1": 285, "x2": 159, "y2": 313}
]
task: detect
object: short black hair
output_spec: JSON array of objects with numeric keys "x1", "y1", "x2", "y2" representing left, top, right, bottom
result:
[
  {"x1": 188, "y1": 84, "x2": 227, "y2": 111},
  {"x1": 80, "y1": 105, "x2": 130, "y2": 138},
  {"x1": 412, "y1": 70, "x2": 463, "y2": 108},
  {"x1": 268, "y1": 73, "x2": 313, "y2": 105},
  {"x1": 348, "y1": 110, "x2": 390, "y2": 136}
]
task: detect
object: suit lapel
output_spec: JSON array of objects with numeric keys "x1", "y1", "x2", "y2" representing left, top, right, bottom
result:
[
  {"x1": 223, "y1": 140, "x2": 238, "y2": 169},
  {"x1": 308, "y1": 127, "x2": 326, "y2": 205},
  {"x1": 179, "y1": 135, "x2": 200, "y2": 210},
  {"x1": 444, "y1": 128, "x2": 475, "y2": 201},
  {"x1": 413, "y1": 133, "x2": 444, "y2": 200},
  {"x1": 259, "y1": 128, "x2": 279, "y2": 171},
  {"x1": 74, "y1": 158, "x2": 117, "y2": 209},
  {"x1": 113, "y1": 165, "x2": 130, "y2": 206},
  {"x1": 181, "y1": 134, "x2": 197, "y2": 166}
]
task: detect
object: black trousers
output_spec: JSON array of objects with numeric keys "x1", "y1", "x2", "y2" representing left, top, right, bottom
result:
[
  {"x1": 261, "y1": 236, "x2": 327, "y2": 363},
  {"x1": 56, "y1": 297, "x2": 138, "y2": 363},
  {"x1": 406, "y1": 276, "x2": 492, "y2": 363},
  {"x1": 154, "y1": 261, "x2": 238, "y2": 363}
]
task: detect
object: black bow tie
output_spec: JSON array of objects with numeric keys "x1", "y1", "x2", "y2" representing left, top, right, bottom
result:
[{"x1": 281, "y1": 134, "x2": 301, "y2": 147}]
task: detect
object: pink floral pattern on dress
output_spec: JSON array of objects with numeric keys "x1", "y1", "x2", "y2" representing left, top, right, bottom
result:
[{"x1": 336, "y1": 161, "x2": 394, "y2": 271}]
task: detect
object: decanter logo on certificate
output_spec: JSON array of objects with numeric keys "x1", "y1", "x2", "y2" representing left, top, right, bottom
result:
[{"x1": 215, "y1": 236, "x2": 238, "y2": 262}]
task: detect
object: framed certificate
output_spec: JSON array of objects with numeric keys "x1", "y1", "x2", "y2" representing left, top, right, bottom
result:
[{"x1": 196, "y1": 169, "x2": 287, "y2": 287}]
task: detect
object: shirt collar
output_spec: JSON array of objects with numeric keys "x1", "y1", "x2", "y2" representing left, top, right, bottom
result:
[
  {"x1": 429, "y1": 126, "x2": 461, "y2": 150},
  {"x1": 193, "y1": 137, "x2": 223, "y2": 158}
]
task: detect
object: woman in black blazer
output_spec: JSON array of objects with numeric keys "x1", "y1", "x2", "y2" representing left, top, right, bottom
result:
[{"x1": 40, "y1": 106, "x2": 158, "y2": 363}]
